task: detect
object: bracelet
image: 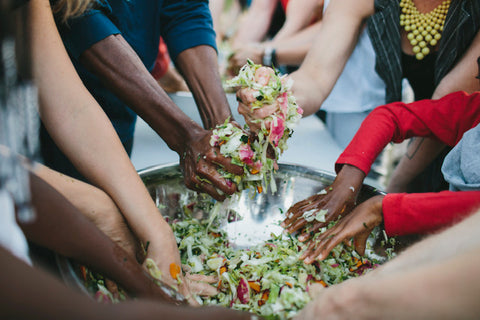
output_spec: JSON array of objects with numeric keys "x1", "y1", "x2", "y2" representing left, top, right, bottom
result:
[{"x1": 262, "y1": 47, "x2": 274, "y2": 67}]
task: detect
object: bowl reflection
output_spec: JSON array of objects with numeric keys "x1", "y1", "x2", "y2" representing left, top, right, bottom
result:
[{"x1": 140, "y1": 163, "x2": 383, "y2": 248}]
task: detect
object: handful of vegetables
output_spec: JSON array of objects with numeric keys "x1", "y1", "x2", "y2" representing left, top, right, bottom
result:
[{"x1": 211, "y1": 60, "x2": 303, "y2": 194}]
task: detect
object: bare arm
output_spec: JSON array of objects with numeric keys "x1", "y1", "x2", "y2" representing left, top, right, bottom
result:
[
  {"x1": 228, "y1": 20, "x2": 321, "y2": 71},
  {"x1": 296, "y1": 246, "x2": 480, "y2": 319},
  {"x1": 0, "y1": 246, "x2": 252, "y2": 320},
  {"x1": 386, "y1": 137, "x2": 446, "y2": 192},
  {"x1": 78, "y1": 35, "x2": 242, "y2": 201},
  {"x1": 273, "y1": 0, "x2": 323, "y2": 41},
  {"x1": 175, "y1": 45, "x2": 233, "y2": 129},
  {"x1": 21, "y1": 172, "x2": 179, "y2": 303},
  {"x1": 32, "y1": 162, "x2": 141, "y2": 260},
  {"x1": 29, "y1": 0, "x2": 186, "y2": 290},
  {"x1": 269, "y1": 20, "x2": 322, "y2": 65},
  {"x1": 230, "y1": 0, "x2": 279, "y2": 48},
  {"x1": 290, "y1": 0, "x2": 374, "y2": 116},
  {"x1": 432, "y1": 29, "x2": 480, "y2": 99},
  {"x1": 387, "y1": 30, "x2": 480, "y2": 193}
]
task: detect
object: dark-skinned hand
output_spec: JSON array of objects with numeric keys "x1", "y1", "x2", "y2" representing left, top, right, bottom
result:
[
  {"x1": 180, "y1": 128, "x2": 244, "y2": 201},
  {"x1": 281, "y1": 164, "x2": 366, "y2": 244},
  {"x1": 300, "y1": 195, "x2": 385, "y2": 264}
]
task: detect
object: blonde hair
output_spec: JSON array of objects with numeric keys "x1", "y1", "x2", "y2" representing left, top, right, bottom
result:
[{"x1": 52, "y1": 0, "x2": 96, "y2": 22}]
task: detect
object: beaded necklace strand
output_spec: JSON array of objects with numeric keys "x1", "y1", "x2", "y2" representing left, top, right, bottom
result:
[{"x1": 399, "y1": 0, "x2": 451, "y2": 60}]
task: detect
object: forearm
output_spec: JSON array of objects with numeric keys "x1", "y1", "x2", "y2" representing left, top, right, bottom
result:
[
  {"x1": 20, "y1": 173, "x2": 163, "y2": 298},
  {"x1": 268, "y1": 22, "x2": 321, "y2": 66},
  {"x1": 432, "y1": 29, "x2": 480, "y2": 99},
  {"x1": 336, "y1": 91, "x2": 480, "y2": 176},
  {"x1": 0, "y1": 246, "x2": 108, "y2": 320},
  {"x1": 346, "y1": 248, "x2": 480, "y2": 319},
  {"x1": 30, "y1": 4, "x2": 176, "y2": 253},
  {"x1": 386, "y1": 137, "x2": 446, "y2": 193},
  {"x1": 273, "y1": 0, "x2": 322, "y2": 41},
  {"x1": 1, "y1": 247, "x2": 250, "y2": 319},
  {"x1": 291, "y1": 0, "x2": 372, "y2": 115},
  {"x1": 230, "y1": 0, "x2": 278, "y2": 48},
  {"x1": 175, "y1": 45, "x2": 233, "y2": 128},
  {"x1": 79, "y1": 34, "x2": 202, "y2": 154},
  {"x1": 372, "y1": 207, "x2": 480, "y2": 276}
]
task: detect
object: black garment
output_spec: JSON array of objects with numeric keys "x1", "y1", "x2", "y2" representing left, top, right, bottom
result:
[
  {"x1": 366, "y1": 0, "x2": 480, "y2": 193},
  {"x1": 401, "y1": 51, "x2": 450, "y2": 192},
  {"x1": 367, "y1": 0, "x2": 480, "y2": 104},
  {"x1": 401, "y1": 52, "x2": 436, "y2": 101}
]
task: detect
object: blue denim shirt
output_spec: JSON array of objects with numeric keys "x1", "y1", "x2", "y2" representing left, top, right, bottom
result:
[{"x1": 442, "y1": 123, "x2": 480, "y2": 191}]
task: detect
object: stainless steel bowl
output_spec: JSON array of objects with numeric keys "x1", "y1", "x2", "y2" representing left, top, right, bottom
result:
[
  {"x1": 57, "y1": 162, "x2": 386, "y2": 293},
  {"x1": 140, "y1": 163, "x2": 384, "y2": 247}
]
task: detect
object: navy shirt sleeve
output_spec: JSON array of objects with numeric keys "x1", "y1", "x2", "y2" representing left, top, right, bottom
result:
[
  {"x1": 160, "y1": 0, "x2": 217, "y2": 61},
  {"x1": 59, "y1": 7, "x2": 120, "y2": 59}
]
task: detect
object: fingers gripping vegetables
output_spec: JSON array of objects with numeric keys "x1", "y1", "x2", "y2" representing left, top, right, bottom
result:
[{"x1": 211, "y1": 60, "x2": 303, "y2": 194}]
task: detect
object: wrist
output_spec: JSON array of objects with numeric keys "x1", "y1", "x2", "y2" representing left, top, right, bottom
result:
[
  {"x1": 338, "y1": 164, "x2": 366, "y2": 186},
  {"x1": 262, "y1": 47, "x2": 277, "y2": 68}
]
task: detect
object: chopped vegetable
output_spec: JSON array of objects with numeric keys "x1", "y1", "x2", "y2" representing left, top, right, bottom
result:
[
  {"x1": 170, "y1": 215, "x2": 387, "y2": 319},
  {"x1": 169, "y1": 263, "x2": 181, "y2": 280},
  {"x1": 212, "y1": 60, "x2": 303, "y2": 194}
]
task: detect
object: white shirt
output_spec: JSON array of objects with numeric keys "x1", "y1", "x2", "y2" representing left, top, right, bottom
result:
[{"x1": 320, "y1": 0, "x2": 386, "y2": 113}]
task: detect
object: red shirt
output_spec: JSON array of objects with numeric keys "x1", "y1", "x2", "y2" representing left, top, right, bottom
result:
[
  {"x1": 336, "y1": 91, "x2": 480, "y2": 236},
  {"x1": 151, "y1": 37, "x2": 170, "y2": 80}
]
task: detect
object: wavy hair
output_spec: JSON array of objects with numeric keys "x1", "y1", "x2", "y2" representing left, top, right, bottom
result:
[{"x1": 51, "y1": 0, "x2": 95, "y2": 22}]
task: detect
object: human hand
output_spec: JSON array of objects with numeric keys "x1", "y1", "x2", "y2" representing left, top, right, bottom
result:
[
  {"x1": 282, "y1": 165, "x2": 366, "y2": 243},
  {"x1": 227, "y1": 43, "x2": 264, "y2": 77},
  {"x1": 235, "y1": 66, "x2": 283, "y2": 134},
  {"x1": 180, "y1": 128, "x2": 244, "y2": 201},
  {"x1": 185, "y1": 273, "x2": 219, "y2": 297},
  {"x1": 293, "y1": 278, "x2": 364, "y2": 320},
  {"x1": 300, "y1": 195, "x2": 384, "y2": 264}
]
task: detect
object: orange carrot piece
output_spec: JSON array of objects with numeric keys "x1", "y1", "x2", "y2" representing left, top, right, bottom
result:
[
  {"x1": 248, "y1": 281, "x2": 261, "y2": 293},
  {"x1": 258, "y1": 290, "x2": 270, "y2": 306},
  {"x1": 169, "y1": 263, "x2": 181, "y2": 280},
  {"x1": 220, "y1": 266, "x2": 227, "y2": 275}
]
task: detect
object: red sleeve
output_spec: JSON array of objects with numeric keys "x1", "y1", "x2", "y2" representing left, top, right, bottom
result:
[
  {"x1": 151, "y1": 37, "x2": 170, "y2": 80},
  {"x1": 382, "y1": 191, "x2": 480, "y2": 236},
  {"x1": 335, "y1": 91, "x2": 480, "y2": 175}
]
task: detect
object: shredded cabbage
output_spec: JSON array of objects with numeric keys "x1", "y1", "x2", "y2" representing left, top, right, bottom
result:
[
  {"x1": 211, "y1": 60, "x2": 303, "y2": 194},
  {"x1": 172, "y1": 215, "x2": 385, "y2": 320}
]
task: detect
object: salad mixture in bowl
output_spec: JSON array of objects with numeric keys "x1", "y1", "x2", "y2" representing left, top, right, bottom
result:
[{"x1": 56, "y1": 163, "x2": 394, "y2": 319}]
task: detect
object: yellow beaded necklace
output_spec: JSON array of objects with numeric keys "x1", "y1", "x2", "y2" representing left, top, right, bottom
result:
[{"x1": 399, "y1": 0, "x2": 451, "y2": 60}]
